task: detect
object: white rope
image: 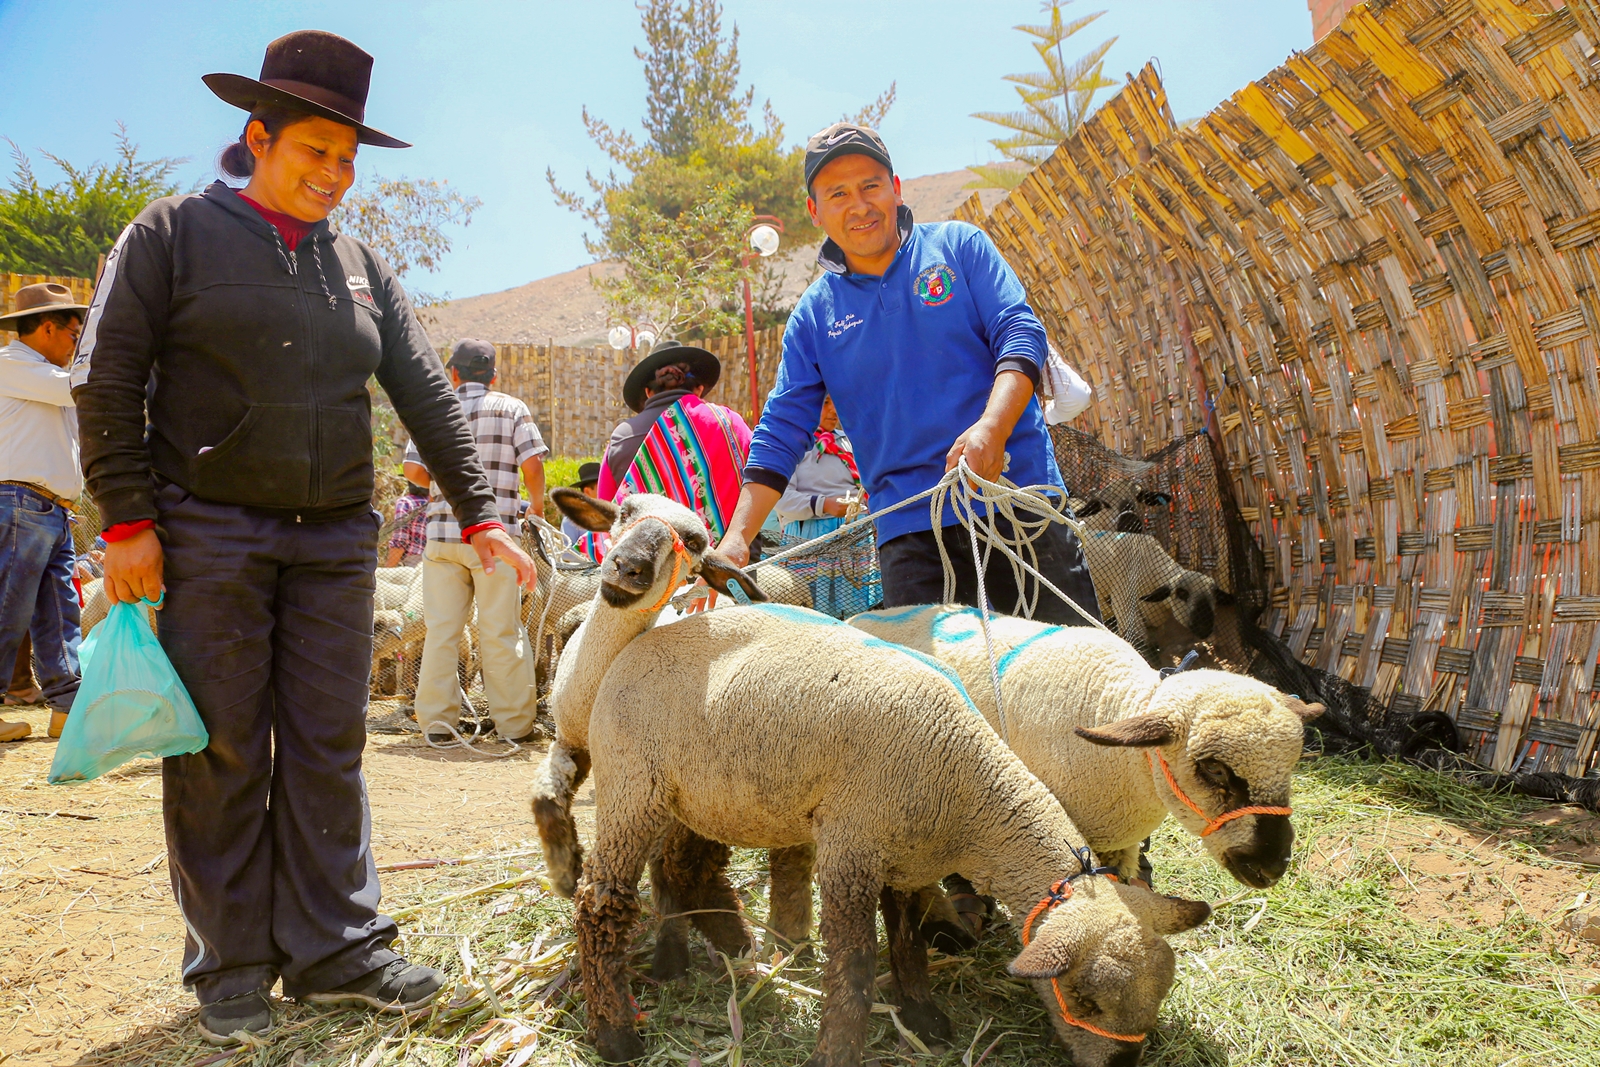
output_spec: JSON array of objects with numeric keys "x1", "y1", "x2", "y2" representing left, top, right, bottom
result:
[{"x1": 422, "y1": 716, "x2": 523, "y2": 758}]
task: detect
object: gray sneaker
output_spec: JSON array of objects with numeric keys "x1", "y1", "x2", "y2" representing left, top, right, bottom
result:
[
  {"x1": 303, "y1": 960, "x2": 444, "y2": 1013},
  {"x1": 197, "y1": 990, "x2": 273, "y2": 1045}
]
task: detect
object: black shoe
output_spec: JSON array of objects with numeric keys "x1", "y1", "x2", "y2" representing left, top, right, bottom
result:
[
  {"x1": 197, "y1": 990, "x2": 272, "y2": 1045},
  {"x1": 304, "y1": 960, "x2": 445, "y2": 1013}
]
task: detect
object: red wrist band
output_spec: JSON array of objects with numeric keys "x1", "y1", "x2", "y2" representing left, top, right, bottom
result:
[
  {"x1": 102, "y1": 519, "x2": 155, "y2": 542},
  {"x1": 461, "y1": 521, "x2": 506, "y2": 540}
]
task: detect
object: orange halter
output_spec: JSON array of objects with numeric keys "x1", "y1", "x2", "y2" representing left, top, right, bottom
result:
[
  {"x1": 1019, "y1": 850, "x2": 1147, "y2": 1044},
  {"x1": 1144, "y1": 749, "x2": 1291, "y2": 837},
  {"x1": 616, "y1": 514, "x2": 693, "y2": 613}
]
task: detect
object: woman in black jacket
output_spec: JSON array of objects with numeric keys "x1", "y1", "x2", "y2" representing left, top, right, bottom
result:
[{"x1": 72, "y1": 32, "x2": 533, "y2": 1045}]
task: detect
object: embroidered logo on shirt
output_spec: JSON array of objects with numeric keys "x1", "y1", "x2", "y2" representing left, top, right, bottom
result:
[
  {"x1": 347, "y1": 274, "x2": 376, "y2": 306},
  {"x1": 915, "y1": 264, "x2": 957, "y2": 307},
  {"x1": 827, "y1": 312, "x2": 866, "y2": 338}
]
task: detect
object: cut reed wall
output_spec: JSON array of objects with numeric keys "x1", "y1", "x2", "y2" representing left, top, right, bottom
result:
[{"x1": 955, "y1": 0, "x2": 1600, "y2": 775}]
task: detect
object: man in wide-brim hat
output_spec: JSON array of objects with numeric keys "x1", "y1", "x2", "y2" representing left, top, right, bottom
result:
[{"x1": 0, "y1": 282, "x2": 91, "y2": 745}]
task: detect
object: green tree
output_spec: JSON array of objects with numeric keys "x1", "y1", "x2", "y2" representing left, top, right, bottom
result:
[
  {"x1": 331, "y1": 176, "x2": 481, "y2": 308},
  {"x1": 550, "y1": 0, "x2": 890, "y2": 336},
  {"x1": 969, "y1": 1, "x2": 1118, "y2": 190},
  {"x1": 0, "y1": 126, "x2": 182, "y2": 277}
]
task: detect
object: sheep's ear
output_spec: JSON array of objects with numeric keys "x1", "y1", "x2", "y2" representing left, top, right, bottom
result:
[
  {"x1": 552, "y1": 487, "x2": 617, "y2": 531},
  {"x1": 1140, "y1": 584, "x2": 1173, "y2": 603},
  {"x1": 1285, "y1": 696, "x2": 1325, "y2": 722},
  {"x1": 1007, "y1": 932, "x2": 1072, "y2": 979},
  {"x1": 1073, "y1": 498, "x2": 1107, "y2": 519},
  {"x1": 698, "y1": 551, "x2": 768, "y2": 602},
  {"x1": 1136, "y1": 490, "x2": 1173, "y2": 507},
  {"x1": 1118, "y1": 883, "x2": 1212, "y2": 935},
  {"x1": 1074, "y1": 713, "x2": 1175, "y2": 748},
  {"x1": 1114, "y1": 511, "x2": 1143, "y2": 533},
  {"x1": 1214, "y1": 586, "x2": 1235, "y2": 606}
]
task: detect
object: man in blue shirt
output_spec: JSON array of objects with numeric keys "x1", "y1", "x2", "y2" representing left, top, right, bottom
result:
[{"x1": 715, "y1": 123, "x2": 1098, "y2": 624}]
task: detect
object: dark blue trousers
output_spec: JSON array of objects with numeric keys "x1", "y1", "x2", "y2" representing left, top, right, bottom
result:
[
  {"x1": 0, "y1": 484, "x2": 81, "y2": 710},
  {"x1": 155, "y1": 482, "x2": 399, "y2": 1003},
  {"x1": 877, "y1": 509, "x2": 1102, "y2": 626}
]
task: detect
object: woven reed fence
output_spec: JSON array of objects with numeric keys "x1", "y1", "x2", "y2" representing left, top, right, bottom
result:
[
  {"x1": 954, "y1": 0, "x2": 1600, "y2": 777},
  {"x1": 442, "y1": 325, "x2": 785, "y2": 457}
]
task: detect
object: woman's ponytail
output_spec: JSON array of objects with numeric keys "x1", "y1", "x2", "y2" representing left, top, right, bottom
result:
[{"x1": 218, "y1": 137, "x2": 255, "y2": 179}]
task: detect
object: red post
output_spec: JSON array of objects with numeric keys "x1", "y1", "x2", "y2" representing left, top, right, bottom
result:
[{"x1": 743, "y1": 263, "x2": 760, "y2": 423}]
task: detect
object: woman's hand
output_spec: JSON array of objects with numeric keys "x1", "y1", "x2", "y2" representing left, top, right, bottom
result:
[
  {"x1": 469, "y1": 526, "x2": 537, "y2": 588},
  {"x1": 103, "y1": 529, "x2": 165, "y2": 605},
  {"x1": 821, "y1": 496, "x2": 849, "y2": 518}
]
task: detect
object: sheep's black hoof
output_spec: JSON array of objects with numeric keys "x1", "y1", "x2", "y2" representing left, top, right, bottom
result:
[
  {"x1": 898, "y1": 999, "x2": 952, "y2": 1045},
  {"x1": 596, "y1": 1025, "x2": 646, "y2": 1063},
  {"x1": 651, "y1": 934, "x2": 691, "y2": 981},
  {"x1": 922, "y1": 919, "x2": 976, "y2": 954}
]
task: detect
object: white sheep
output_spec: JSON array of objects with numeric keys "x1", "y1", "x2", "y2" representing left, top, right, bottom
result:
[
  {"x1": 849, "y1": 605, "x2": 1323, "y2": 888},
  {"x1": 574, "y1": 600, "x2": 1211, "y2": 1066},
  {"x1": 1078, "y1": 530, "x2": 1228, "y2": 662}
]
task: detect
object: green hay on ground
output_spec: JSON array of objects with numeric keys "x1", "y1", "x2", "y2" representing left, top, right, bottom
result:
[{"x1": 77, "y1": 756, "x2": 1600, "y2": 1067}]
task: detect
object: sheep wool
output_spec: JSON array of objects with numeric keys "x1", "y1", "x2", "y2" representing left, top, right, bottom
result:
[
  {"x1": 1077, "y1": 530, "x2": 1224, "y2": 662},
  {"x1": 578, "y1": 599, "x2": 1211, "y2": 1067},
  {"x1": 849, "y1": 605, "x2": 1322, "y2": 888}
]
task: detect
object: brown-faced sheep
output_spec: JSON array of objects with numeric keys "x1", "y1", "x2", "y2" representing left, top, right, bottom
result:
[
  {"x1": 849, "y1": 605, "x2": 1323, "y2": 888},
  {"x1": 574, "y1": 597, "x2": 1210, "y2": 1067},
  {"x1": 1078, "y1": 530, "x2": 1229, "y2": 663}
]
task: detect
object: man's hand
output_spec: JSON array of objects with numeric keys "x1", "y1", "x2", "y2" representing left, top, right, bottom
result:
[
  {"x1": 945, "y1": 417, "x2": 1008, "y2": 483},
  {"x1": 103, "y1": 528, "x2": 165, "y2": 605},
  {"x1": 470, "y1": 526, "x2": 537, "y2": 588}
]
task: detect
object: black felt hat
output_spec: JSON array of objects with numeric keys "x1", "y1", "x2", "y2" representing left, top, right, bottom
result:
[
  {"x1": 571, "y1": 462, "x2": 601, "y2": 489},
  {"x1": 204, "y1": 30, "x2": 410, "y2": 148},
  {"x1": 621, "y1": 339, "x2": 721, "y2": 413}
]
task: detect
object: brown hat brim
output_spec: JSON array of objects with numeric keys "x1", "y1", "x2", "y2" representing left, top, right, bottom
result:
[
  {"x1": 0, "y1": 299, "x2": 90, "y2": 326},
  {"x1": 204, "y1": 72, "x2": 410, "y2": 149},
  {"x1": 623, "y1": 345, "x2": 721, "y2": 413}
]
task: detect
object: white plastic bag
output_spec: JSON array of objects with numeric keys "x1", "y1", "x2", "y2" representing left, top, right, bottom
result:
[{"x1": 1041, "y1": 344, "x2": 1093, "y2": 424}]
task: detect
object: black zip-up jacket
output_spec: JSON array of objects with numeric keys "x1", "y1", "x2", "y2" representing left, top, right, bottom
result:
[{"x1": 72, "y1": 181, "x2": 499, "y2": 530}]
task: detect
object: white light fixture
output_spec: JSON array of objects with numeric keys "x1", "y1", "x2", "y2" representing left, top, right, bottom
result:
[
  {"x1": 607, "y1": 325, "x2": 633, "y2": 351},
  {"x1": 635, "y1": 322, "x2": 660, "y2": 350},
  {"x1": 749, "y1": 224, "x2": 781, "y2": 257}
]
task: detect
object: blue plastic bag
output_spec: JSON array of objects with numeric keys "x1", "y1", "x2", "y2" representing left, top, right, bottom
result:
[{"x1": 48, "y1": 597, "x2": 209, "y2": 784}]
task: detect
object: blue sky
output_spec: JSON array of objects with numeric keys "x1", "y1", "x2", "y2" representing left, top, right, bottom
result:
[{"x1": 0, "y1": 1, "x2": 1310, "y2": 299}]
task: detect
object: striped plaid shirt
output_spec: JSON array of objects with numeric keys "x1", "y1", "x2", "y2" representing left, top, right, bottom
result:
[{"x1": 404, "y1": 382, "x2": 547, "y2": 543}]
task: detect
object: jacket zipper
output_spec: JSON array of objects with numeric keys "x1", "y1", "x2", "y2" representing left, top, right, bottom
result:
[{"x1": 280, "y1": 232, "x2": 321, "y2": 507}]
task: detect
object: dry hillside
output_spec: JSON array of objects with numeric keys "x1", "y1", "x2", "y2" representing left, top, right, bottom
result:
[{"x1": 424, "y1": 169, "x2": 1008, "y2": 347}]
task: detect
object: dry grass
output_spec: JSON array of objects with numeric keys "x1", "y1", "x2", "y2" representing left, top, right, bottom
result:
[{"x1": 31, "y1": 756, "x2": 1600, "y2": 1067}]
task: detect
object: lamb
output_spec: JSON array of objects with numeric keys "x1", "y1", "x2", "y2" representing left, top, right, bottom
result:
[
  {"x1": 849, "y1": 605, "x2": 1323, "y2": 888},
  {"x1": 571, "y1": 595, "x2": 1211, "y2": 1066},
  {"x1": 1078, "y1": 530, "x2": 1228, "y2": 663}
]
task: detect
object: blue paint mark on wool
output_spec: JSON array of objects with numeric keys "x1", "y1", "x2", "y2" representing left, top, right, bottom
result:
[
  {"x1": 859, "y1": 637, "x2": 982, "y2": 718},
  {"x1": 929, "y1": 607, "x2": 983, "y2": 644},
  {"x1": 858, "y1": 604, "x2": 939, "y2": 625},
  {"x1": 750, "y1": 602, "x2": 846, "y2": 627},
  {"x1": 993, "y1": 626, "x2": 1064, "y2": 678}
]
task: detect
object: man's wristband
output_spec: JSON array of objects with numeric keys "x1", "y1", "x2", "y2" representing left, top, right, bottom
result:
[
  {"x1": 102, "y1": 519, "x2": 155, "y2": 542},
  {"x1": 461, "y1": 520, "x2": 506, "y2": 540}
]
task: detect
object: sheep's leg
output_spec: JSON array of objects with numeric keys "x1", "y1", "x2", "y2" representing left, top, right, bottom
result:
[
  {"x1": 650, "y1": 822, "x2": 753, "y2": 978},
  {"x1": 530, "y1": 742, "x2": 591, "y2": 898},
  {"x1": 807, "y1": 859, "x2": 880, "y2": 1067},
  {"x1": 1100, "y1": 843, "x2": 1147, "y2": 886},
  {"x1": 575, "y1": 810, "x2": 661, "y2": 1063},
  {"x1": 767, "y1": 844, "x2": 816, "y2": 949},
  {"x1": 880, "y1": 887, "x2": 951, "y2": 1046},
  {"x1": 909, "y1": 884, "x2": 976, "y2": 954}
]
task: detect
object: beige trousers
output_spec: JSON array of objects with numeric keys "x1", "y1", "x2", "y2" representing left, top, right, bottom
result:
[{"x1": 415, "y1": 541, "x2": 537, "y2": 739}]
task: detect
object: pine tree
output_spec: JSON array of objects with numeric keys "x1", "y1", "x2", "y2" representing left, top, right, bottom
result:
[{"x1": 968, "y1": 1, "x2": 1118, "y2": 191}]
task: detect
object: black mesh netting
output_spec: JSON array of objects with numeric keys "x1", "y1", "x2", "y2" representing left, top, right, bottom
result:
[{"x1": 1047, "y1": 424, "x2": 1600, "y2": 811}]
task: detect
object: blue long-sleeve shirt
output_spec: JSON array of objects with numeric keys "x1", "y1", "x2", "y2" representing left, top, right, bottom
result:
[{"x1": 745, "y1": 208, "x2": 1063, "y2": 544}]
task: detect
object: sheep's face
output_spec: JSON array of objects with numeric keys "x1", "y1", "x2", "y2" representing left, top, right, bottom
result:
[
  {"x1": 1009, "y1": 880, "x2": 1209, "y2": 1065},
  {"x1": 550, "y1": 488, "x2": 766, "y2": 610},
  {"x1": 1138, "y1": 569, "x2": 1222, "y2": 639},
  {"x1": 596, "y1": 495, "x2": 711, "y2": 609}
]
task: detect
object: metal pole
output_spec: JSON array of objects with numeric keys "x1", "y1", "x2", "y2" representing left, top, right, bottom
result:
[{"x1": 743, "y1": 259, "x2": 760, "y2": 423}]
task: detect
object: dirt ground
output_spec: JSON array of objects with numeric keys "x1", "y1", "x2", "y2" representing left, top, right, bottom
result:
[
  {"x1": 0, "y1": 700, "x2": 593, "y2": 1067},
  {"x1": 3, "y1": 696, "x2": 1598, "y2": 1066}
]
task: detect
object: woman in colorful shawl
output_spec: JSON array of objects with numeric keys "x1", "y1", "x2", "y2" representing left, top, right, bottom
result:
[
  {"x1": 590, "y1": 340, "x2": 751, "y2": 562},
  {"x1": 773, "y1": 397, "x2": 882, "y2": 616}
]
